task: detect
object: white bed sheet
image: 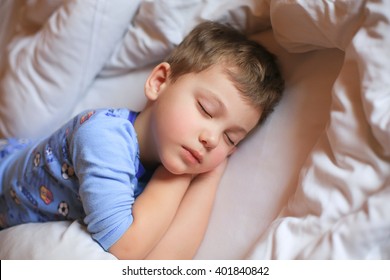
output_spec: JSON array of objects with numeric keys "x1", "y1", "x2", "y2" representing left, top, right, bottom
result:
[{"x1": 0, "y1": 0, "x2": 389, "y2": 260}]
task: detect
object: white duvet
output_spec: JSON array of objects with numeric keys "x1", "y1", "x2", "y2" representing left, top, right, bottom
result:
[
  {"x1": 248, "y1": 0, "x2": 390, "y2": 259},
  {"x1": 0, "y1": 0, "x2": 389, "y2": 259}
]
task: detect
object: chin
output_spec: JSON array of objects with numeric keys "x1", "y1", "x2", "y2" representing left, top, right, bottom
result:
[{"x1": 161, "y1": 157, "x2": 187, "y2": 175}]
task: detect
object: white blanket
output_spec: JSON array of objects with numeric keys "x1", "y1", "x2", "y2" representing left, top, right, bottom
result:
[
  {"x1": 247, "y1": 0, "x2": 390, "y2": 259},
  {"x1": 0, "y1": 0, "x2": 389, "y2": 259}
]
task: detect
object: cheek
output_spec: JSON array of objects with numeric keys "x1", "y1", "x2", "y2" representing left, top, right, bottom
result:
[
  {"x1": 154, "y1": 98, "x2": 190, "y2": 133},
  {"x1": 168, "y1": 103, "x2": 199, "y2": 133},
  {"x1": 164, "y1": 114, "x2": 190, "y2": 139},
  {"x1": 207, "y1": 148, "x2": 229, "y2": 168}
]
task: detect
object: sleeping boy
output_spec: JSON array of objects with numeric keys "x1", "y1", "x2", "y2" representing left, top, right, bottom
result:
[{"x1": 0, "y1": 21, "x2": 284, "y2": 259}]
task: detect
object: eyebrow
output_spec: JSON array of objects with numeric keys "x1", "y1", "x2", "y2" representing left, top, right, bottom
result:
[{"x1": 202, "y1": 89, "x2": 249, "y2": 135}]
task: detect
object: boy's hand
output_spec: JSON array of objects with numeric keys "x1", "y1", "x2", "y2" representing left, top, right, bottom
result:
[
  {"x1": 211, "y1": 158, "x2": 228, "y2": 176},
  {"x1": 109, "y1": 163, "x2": 192, "y2": 259},
  {"x1": 193, "y1": 158, "x2": 228, "y2": 181},
  {"x1": 144, "y1": 158, "x2": 228, "y2": 259}
]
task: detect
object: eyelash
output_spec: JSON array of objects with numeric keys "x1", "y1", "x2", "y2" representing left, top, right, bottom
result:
[
  {"x1": 198, "y1": 101, "x2": 235, "y2": 146},
  {"x1": 198, "y1": 102, "x2": 212, "y2": 118},
  {"x1": 225, "y1": 133, "x2": 235, "y2": 146}
]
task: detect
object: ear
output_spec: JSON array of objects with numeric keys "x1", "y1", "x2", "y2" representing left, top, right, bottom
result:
[{"x1": 144, "y1": 62, "x2": 171, "y2": 101}]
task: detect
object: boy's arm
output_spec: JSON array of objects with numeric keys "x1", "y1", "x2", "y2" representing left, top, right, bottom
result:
[
  {"x1": 109, "y1": 166, "x2": 192, "y2": 260},
  {"x1": 145, "y1": 159, "x2": 227, "y2": 259}
]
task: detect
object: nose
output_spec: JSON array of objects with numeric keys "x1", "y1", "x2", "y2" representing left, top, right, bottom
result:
[{"x1": 199, "y1": 130, "x2": 219, "y2": 150}]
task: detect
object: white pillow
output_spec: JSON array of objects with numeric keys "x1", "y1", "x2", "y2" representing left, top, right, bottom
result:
[
  {"x1": 0, "y1": 221, "x2": 116, "y2": 260},
  {"x1": 0, "y1": 0, "x2": 141, "y2": 138},
  {"x1": 270, "y1": 0, "x2": 365, "y2": 52}
]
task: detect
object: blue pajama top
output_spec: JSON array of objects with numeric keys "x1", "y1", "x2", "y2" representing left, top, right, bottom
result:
[{"x1": 0, "y1": 108, "x2": 150, "y2": 250}]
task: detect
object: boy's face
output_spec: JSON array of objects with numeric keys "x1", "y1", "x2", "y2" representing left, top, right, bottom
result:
[{"x1": 146, "y1": 63, "x2": 261, "y2": 175}]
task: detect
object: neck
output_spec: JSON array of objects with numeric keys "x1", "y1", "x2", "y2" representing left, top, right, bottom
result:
[{"x1": 134, "y1": 106, "x2": 160, "y2": 170}]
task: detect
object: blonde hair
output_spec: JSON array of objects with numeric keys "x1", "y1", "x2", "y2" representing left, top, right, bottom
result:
[{"x1": 166, "y1": 21, "x2": 284, "y2": 124}]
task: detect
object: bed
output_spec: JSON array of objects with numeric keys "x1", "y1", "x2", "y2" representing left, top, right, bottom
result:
[{"x1": 0, "y1": 0, "x2": 389, "y2": 260}]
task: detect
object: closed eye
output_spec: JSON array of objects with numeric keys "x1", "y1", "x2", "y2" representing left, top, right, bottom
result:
[
  {"x1": 198, "y1": 102, "x2": 212, "y2": 118},
  {"x1": 224, "y1": 133, "x2": 235, "y2": 146}
]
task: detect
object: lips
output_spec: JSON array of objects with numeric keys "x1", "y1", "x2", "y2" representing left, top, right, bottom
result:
[{"x1": 183, "y1": 146, "x2": 203, "y2": 164}]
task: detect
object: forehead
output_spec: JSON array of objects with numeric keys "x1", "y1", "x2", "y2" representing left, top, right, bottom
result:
[{"x1": 190, "y1": 65, "x2": 261, "y2": 132}]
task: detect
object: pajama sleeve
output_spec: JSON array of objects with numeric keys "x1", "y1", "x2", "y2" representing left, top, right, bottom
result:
[{"x1": 69, "y1": 110, "x2": 141, "y2": 250}]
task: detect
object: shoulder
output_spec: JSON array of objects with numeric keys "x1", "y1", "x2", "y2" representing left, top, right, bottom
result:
[
  {"x1": 73, "y1": 108, "x2": 136, "y2": 135},
  {"x1": 69, "y1": 108, "x2": 140, "y2": 158},
  {"x1": 76, "y1": 108, "x2": 132, "y2": 125}
]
